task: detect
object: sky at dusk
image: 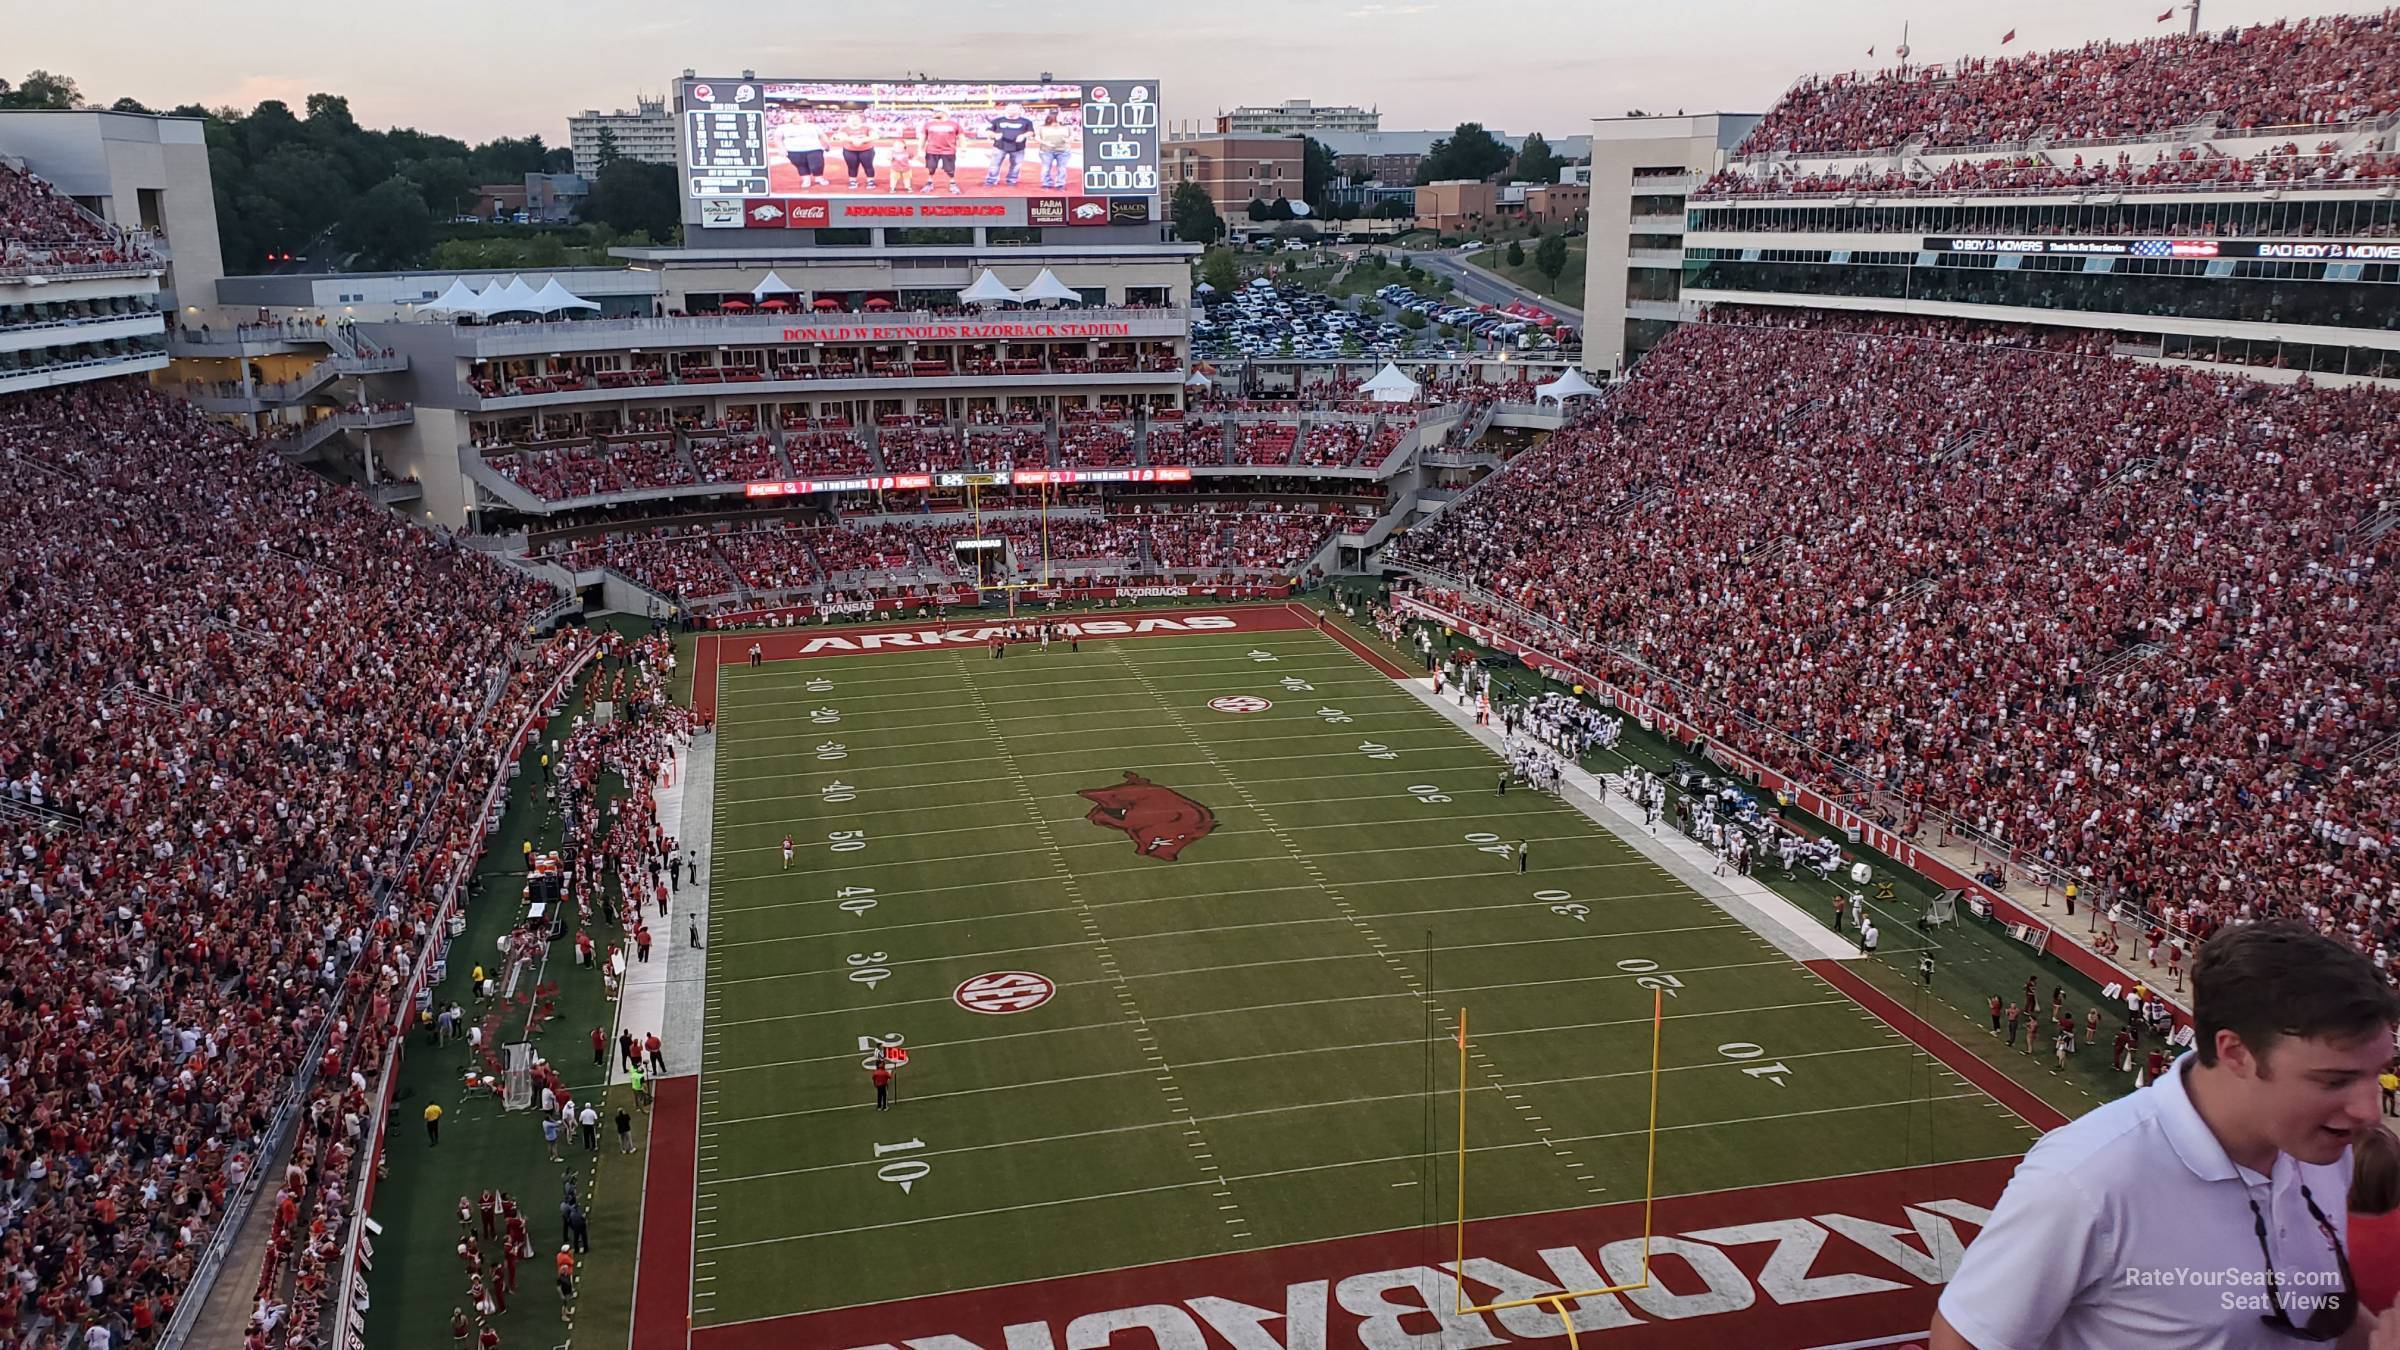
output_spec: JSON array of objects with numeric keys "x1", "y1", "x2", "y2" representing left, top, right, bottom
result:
[{"x1": 1, "y1": 0, "x2": 2378, "y2": 144}]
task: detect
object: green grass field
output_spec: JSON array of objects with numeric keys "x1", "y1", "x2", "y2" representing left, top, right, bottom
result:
[{"x1": 692, "y1": 623, "x2": 2040, "y2": 1324}]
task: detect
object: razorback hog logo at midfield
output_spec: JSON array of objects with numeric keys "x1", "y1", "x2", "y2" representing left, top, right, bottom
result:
[{"x1": 1077, "y1": 772, "x2": 1217, "y2": 861}]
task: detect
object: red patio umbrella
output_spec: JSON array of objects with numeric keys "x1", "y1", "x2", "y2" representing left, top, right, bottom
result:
[
  {"x1": 760, "y1": 298, "x2": 792, "y2": 311},
  {"x1": 721, "y1": 298, "x2": 751, "y2": 311},
  {"x1": 811, "y1": 297, "x2": 842, "y2": 310},
  {"x1": 863, "y1": 296, "x2": 894, "y2": 310}
]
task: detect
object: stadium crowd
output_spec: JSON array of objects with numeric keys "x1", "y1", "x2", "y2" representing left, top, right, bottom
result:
[
  {"x1": 1391, "y1": 307, "x2": 2397, "y2": 965},
  {"x1": 0, "y1": 379, "x2": 567, "y2": 1346},
  {"x1": 0, "y1": 163, "x2": 152, "y2": 275},
  {"x1": 1697, "y1": 146, "x2": 2400, "y2": 200},
  {"x1": 1734, "y1": 10, "x2": 2400, "y2": 156}
]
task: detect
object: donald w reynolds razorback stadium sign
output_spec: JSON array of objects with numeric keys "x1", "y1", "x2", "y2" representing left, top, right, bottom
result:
[{"x1": 782, "y1": 321, "x2": 1134, "y2": 342}]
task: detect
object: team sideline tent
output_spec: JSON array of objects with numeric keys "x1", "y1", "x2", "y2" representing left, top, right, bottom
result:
[
  {"x1": 958, "y1": 270, "x2": 1021, "y2": 305},
  {"x1": 1534, "y1": 366, "x2": 1606, "y2": 404},
  {"x1": 1359, "y1": 362, "x2": 1420, "y2": 404},
  {"x1": 751, "y1": 270, "x2": 795, "y2": 301},
  {"x1": 1017, "y1": 269, "x2": 1083, "y2": 305}
]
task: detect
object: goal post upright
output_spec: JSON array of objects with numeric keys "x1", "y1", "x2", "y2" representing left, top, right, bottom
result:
[{"x1": 1451, "y1": 987, "x2": 1665, "y2": 1324}]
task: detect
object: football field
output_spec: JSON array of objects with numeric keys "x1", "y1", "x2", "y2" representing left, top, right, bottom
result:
[{"x1": 669, "y1": 606, "x2": 2042, "y2": 1344}]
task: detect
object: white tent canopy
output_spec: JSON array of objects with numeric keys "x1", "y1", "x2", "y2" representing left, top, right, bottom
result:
[
  {"x1": 476, "y1": 275, "x2": 542, "y2": 315},
  {"x1": 1184, "y1": 371, "x2": 1212, "y2": 388},
  {"x1": 751, "y1": 269, "x2": 796, "y2": 300},
  {"x1": 1359, "y1": 362, "x2": 1420, "y2": 404},
  {"x1": 424, "y1": 278, "x2": 485, "y2": 314},
  {"x1": 1017, "y1": 268, "x2": 1082, "y2": 304},
  {"x1": 958, "y1": 270, "x2": 1021, "y2": 305},
  {"x1": 528, "y1": 276, "x2": 600, "y2": 314},
  {"x1": 1534, "y1": 366, "x2": 1606, "y2": 404}
]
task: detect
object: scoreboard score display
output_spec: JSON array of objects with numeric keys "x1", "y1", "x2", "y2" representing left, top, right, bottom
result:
[{"x1": 682, "y1": 77, "x2": 1161, "y2": 231}]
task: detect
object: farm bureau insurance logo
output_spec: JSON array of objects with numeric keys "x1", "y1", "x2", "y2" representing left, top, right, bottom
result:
[{"x1": 1078, "y1": 772, "x2": 1217, "y2": 861}]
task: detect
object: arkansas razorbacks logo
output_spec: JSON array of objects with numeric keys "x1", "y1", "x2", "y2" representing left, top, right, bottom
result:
[{"x1": 1077, "y1": 772, "x2": 1217, "y2": 862}]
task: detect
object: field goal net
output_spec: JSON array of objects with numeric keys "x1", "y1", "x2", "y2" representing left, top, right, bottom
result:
[
  {"x1": 1924, "y1": 886, "x2": 1961, "y2": 927},
  {"x1": 502, "y1": 1042, "x2": 535, "y2": 1111}
]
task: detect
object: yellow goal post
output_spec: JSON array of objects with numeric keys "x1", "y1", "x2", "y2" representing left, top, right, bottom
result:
[{"x1": 1451, "y1": 988, "x2": 1665, "y2": 1346}]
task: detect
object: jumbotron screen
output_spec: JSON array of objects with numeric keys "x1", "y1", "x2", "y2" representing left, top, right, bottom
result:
[{"x1": 681, "y1": 77, "x2": 1161, "y2": 230}]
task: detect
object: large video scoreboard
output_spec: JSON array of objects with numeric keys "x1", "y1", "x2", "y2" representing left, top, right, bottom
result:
[{"x1": 680, "y1": 76, "x2": 1161, "y2": 231}]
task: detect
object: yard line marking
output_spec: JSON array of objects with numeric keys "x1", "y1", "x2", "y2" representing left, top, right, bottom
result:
[
  {"x1": 713, "y1": 953, "x2": 1803, "y2": 1028},
  {"x1": 696, "y1": 1093, "x2": 2001, "y2": 1252},
  {"x1": 713, "y1": 921, "x2": 1749, "y2": 990},
  {"x1": 938, "y1": 651, "x2": 1256, "y2": 1235},
  {"x1": 710, "y1": 1008, "x2": 1922, "y2": 1136}
]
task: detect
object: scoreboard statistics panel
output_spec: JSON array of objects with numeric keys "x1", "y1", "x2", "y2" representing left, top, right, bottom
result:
[{"x1": 681, "y1": 76, "x2": 1161, "y2": 229}]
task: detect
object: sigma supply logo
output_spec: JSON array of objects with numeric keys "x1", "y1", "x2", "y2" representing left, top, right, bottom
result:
[
  {"x1": 1078, "y1": 772, "x2": 1218, "y2": 861},
  {"x1": 1068, "y1": 198, "x2": 1109, "y2": 225},
  {"x1": 743, "y1": 199, "x2": 788, "y2": 228},
  {"x1": 1027, "y1": 196, "x2": 1069, "y2": 227},
  {"x1": 784, "y1": 199, "x2": 830, "y2": 228},
  {"x1": 700, "y1": 199, "x2": 742, "y2": 230},
  {"x1": 1108, "y1": 197, "x2": 1152, "y2": 225}
]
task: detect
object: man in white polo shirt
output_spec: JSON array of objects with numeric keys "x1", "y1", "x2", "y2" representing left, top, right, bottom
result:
[{"x1": 1934, "y1": 922, "x2": 2397, "y2": 1350}]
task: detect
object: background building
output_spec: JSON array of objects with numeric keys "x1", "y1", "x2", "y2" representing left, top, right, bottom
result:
[
  {"x1": 1412, "y1": 180, "x2": 1495, "y2": 232},
  {"x1": 568, "y1": 96, "x2": 675, "y2": 177},
  {"x1": 1577, "y1": 112, "x2": 1757, "y2": 376},
  {"x1": 0, "y1": 107, "x2": 221, "y2": 315},
  {"x1": 1314, "y1": 130, "x2": 1594, "y2": 187},
  {"x1": 1166, "y1": 135, "x2": 1304, "y2": 218},
  {"x1": 1216, "y1": 100, "x2": 1379, "y2": 135}
]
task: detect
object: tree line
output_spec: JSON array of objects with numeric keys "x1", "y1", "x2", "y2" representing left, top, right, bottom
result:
[{"x1": 0, "y1": 69, "x2": 683, "y2": 272}]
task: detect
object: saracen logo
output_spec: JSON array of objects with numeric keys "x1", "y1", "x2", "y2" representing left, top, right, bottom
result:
[{"x1": 1078, "y1": 772, "x2": 1218, "y2": 862}]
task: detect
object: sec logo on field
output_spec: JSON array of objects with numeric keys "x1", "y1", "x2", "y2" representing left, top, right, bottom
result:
[
  {"x1": 954, "y1": 971, "x2": 1057, "y2": 1015},
  {"x1": 1208, "y1": 696, "x2": 1272, "y2": 714}
]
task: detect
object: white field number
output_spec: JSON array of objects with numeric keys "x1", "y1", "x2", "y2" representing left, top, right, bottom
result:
[
  {"x1": 1279, "y1": 676, "x2": 1315, "y2": 692},
  {"x1": 847, "y1": 952, "x2": 892, "y2": 990},
  {"x1": 1248, "y1": 650, "x2": 1278, "y2": 663},
  {"x1": 1615, "y1": 957, "x2": 1683, "y2": 999},
  {"x1": 816, "y1": 741, "x2": 848, "y2": 761},
  {"x1": 821, "y1": 780, "x2": 857, "y2": 804},
  {"x1": 1465, "y1": 832, "x2": 1513, "y2": 857},
  {"x1": 809, "y1": 707, "x2": 842, "y2": 724},
  {"x1": 829, "y1": 829, "x2": 866, "y2": 853},
  {"x1": 806, "y1": 678, "x2": 834, "y2": 693},
  {"x1": 836, "y1": 885, "x2": 877, "y2": 916},
  {"x1": 1718, "y1": 1041, "x2": 1793, "y2": 1087},
  {"x1": 871, "y1": 1138, "x2": 930, "y2": 1193},
  {"x1": 1359, "y1": 740, "x2": 1398, "y2": 761},
  {"x1": 856, "y1": 1032, "x2": 903, "y2": 1069},
  {"x1": 1318, "y1": 707, "x2": 1354, "y2": 725},
  {"x1": 1407, "y1": 784, "x2": 1451, "y2": 804}
]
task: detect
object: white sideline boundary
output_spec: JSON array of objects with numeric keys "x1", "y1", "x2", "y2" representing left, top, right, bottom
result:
[
  {"x1": 1390, "y1": 674, "x2": 1861, "y2": 964},
  {"x1": 612, "y1": 730, "x2": 715, "y2": 1086}
]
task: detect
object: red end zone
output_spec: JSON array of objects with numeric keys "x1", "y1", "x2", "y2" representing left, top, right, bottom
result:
[
  {"x1": 693, "y1": 604, "x2": 1329, "y2": 722},
  {"x1": 682, "y1": 1156, "x2": 2015, "y2": 1350}
]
